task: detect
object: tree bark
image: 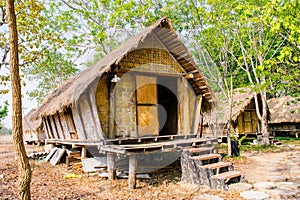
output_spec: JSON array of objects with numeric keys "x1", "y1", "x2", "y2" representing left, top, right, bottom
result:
[
  {"x1": 260, "y1": 91, "x2": 270, "y2": 145},
  {"x1": 6, "y1": 0, "x2": 32, "y2": 199}
]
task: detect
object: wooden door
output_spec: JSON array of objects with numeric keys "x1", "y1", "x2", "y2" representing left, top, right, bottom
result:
[{"x1": 136, "y1": 75, "x2": 159, "y2": 136}]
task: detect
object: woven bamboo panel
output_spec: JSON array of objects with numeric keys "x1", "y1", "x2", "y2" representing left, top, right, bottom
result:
[
  {"x1": 95, "y1": 77, "x2": 109, "y2": 136},
  {"x1": 136, "y1": 76, "x2": 157, "y2": 104},
  {"x1": 119, "y1": 48, "x2": 185, "y2": 75},
  {"x1": 137, "y1": 105, "x2": 159, "y2": 136},
  {"x1": 138, "y1": 33, "x2": 165, "y2": 49},
  {"x1": 251, "y1": 111, "x2": 259, "y2": 132},
  {"x1": 237, "y1": 114, "x2": 244, "y2": 133}
]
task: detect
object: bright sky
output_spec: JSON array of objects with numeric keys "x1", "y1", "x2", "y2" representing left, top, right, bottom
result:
[{"x1": 0, "y1": 67, "x2": 38, "y2": 129}]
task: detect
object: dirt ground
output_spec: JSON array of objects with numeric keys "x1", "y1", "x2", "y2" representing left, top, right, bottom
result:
[{"x1": 0, "y1": 135, "x2": 299, "y2": 200}]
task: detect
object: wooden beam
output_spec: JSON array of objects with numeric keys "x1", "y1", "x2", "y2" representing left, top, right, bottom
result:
[
  {"x1": 107, "y1": 153, "x2": 116, "y2": 180},
  {"x1": 128, "y1": 154, "x2": 137, "y2": 189}
]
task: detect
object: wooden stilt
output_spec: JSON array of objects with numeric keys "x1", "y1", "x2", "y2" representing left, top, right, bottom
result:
[
  {"x1": 81, "y1": 146, "x2": 87, "y2": 159},
  {"x1": 107, "y1": 153, "x2": 116, "y2": 180},
  {"x1": 128, "y1": 154, "x2": 137, "y2": 189}
]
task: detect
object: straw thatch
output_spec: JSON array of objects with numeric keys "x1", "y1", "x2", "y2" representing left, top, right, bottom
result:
[
  {"x1": 267, "y1": 96, "x2": 300, "y2": 124},
  {"x1": 23, "y1": 108, "x2": 43, "y2": 132},
  {"x1": 34, "y1": 17, "x2": 214, "y2": 118},
  {"x1": 216, "y1": 87, "x2": 258, "y2": 123}
]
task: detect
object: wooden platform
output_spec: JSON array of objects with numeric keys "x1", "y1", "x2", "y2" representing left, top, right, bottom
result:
[
  {"x1": 45, "y1": 135, "x2": 217, "y2": 149},
  {"x1": 99, "y1": 137, "x2": 217, "y2": 154}
]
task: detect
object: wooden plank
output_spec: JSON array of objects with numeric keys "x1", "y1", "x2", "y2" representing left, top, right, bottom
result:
[
  {"x1": 136, "y1": 76, "x2": 157, "y2": 104},
  {"x1": 50, "y1": 148, "x2": 65, "y2": 166},
  {"x1": 45, "y1": 147, "x2": 58, "y2": 162},
  {"x1": 128, "y1": 154, "x2": 137, "y2": 189},
  {"x1": 211, "y1": 171, "x2": 242, "y2": 180},
  {"x1": 192, "y1": 154, "x2": 221, "y2": 161},
  {"x1": 199, "y1": 162, "x2": 232, "y2": 169},
  {"x1": 137, "y1": 106, "x2": 159, "y2": 136}
]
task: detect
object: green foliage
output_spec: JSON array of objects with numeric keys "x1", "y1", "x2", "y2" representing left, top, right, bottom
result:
[
  {"x1": 0, "y1": 0, "x2": 79, "y2": 102},
  {"x1": 0, "y1": 100, "x2": 8, "y2": 121},
  {"x1": 0, "y1": 101, "x2": 9, "y2": 130},
  {"x1": 240, "y1": 144, "x2": 280, "y2": 152},
  {"x1": 1, "y1": 0, "x2": 299, "y2": 103}
]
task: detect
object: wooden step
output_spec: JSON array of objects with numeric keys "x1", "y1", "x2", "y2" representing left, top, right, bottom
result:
[
  {"x1": 187, "y1": 147, "x2": 213, "y2": 154},
  {"x1": 199, "y1": 162, "x2": 232, "y2": 170},
  {"x1": 192, "y1": 153, "x2": 221, "y2": 161},
  {"x1": 210, "y1": 171, "x2": 244, "y2": 190},
  {"x1": 211, "y1": 171, "x2": 243, "y2": 180}
]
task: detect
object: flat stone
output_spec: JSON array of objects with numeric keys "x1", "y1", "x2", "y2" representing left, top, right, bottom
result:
[
  {"x1": 193, "y1": 194, "x2": 223, "y2": 200},
  {"x1": 276, "y1": 182, "x2": 300, "y2": 191},
  {"x1": 267, "y1": 189, "x2": 297, "y2": 198},
  {"x1": 268, "y1": 168, "x2": 281, "y2": 172},
  {"x1": 229, "y1": 183, "x2": 253, "y2": 191},
  {"x1": 253, "y1": 182, "x2": 277, "y2": 190},
  {"x1": 240, "y1": 191, "x2": 269, "y2": 200},
  {"x1": 267, "y1": 176, "x2": 288, "y2": 182}
]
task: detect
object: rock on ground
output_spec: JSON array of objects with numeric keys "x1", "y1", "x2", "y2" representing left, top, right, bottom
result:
[
  {"x1": 240, "y1": 191, "x2": 269, "y2": 200},
  {"x1": 193, "y1": 194, "x2": 223, "y2": 200}
]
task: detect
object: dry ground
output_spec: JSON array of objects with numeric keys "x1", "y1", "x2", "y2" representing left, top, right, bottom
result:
[{"x1": 0, "y1": 135, "x2": 299, "y2": 200}]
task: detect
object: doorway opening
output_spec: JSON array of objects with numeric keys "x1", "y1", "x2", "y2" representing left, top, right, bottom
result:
[{"x1": 157, "y1": 76, "x2": 178, "y2": 136}]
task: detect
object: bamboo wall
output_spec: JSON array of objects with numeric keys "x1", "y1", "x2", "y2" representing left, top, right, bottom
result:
[{"x1": 94, "y1": 47, "x2": 198, "y2": 138}]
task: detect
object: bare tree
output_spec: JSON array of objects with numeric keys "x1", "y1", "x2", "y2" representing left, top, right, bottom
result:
[{"x1": 6, "y1": 0, "x2": 31, "y2": 199}]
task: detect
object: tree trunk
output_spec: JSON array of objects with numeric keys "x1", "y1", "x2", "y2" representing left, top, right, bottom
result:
[
  {"x1": 260, "y1": 91, "x2": 270, "y2": 145},
  {"x1": 6, "y1": 0, "x2": 32, "y2": 199}
]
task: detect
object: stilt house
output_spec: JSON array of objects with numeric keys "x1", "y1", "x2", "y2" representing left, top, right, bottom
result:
[
  {"x1": 34, "y1": 17, "x2": 215, "y2": 143},
  {"x1": 202, "y1": 88, "x2": 266, "y2": 138},
  {"x1": 33, "y1": 17, "x2": 217, "y2": 189},
  {"x1": 23, "y1": 108, "x2": 45, "y2": 145},
  {"x1": 268, "y1": 96, "x2": 300, "y2": 137}
]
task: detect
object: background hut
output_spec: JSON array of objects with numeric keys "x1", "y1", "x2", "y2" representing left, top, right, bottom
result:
[
  {"x1": 33, "y1": 17, "x2": 215, "y2": 144},
  {"x1": 267, "y1": 96, "x2": 300, "y2": 138},
  {"x1": 23, "y1": 108, "x2": 45, "y2": 145},
  {"x1": 202, "y1": 88, "x2": 266, "y2": 138}
]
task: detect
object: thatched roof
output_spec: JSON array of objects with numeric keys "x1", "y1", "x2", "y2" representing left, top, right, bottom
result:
[
  {"x1": 267, "y1": 96, "x2": 300, "y2": 124},
  {"x1": 34, "y1": 17, "x2": 215, "y2": 118},
  {"x1": 23, "y1": 108, "x2": 43, "y2": 132},
  {"x1": 217, "y1": 87, "x2": 257, "y2": 123}
]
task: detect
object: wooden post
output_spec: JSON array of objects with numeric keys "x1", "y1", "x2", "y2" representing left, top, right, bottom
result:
[
  {"x1": 81, "y1": 146, "x2": 87, "y2": 159},
  {"x1": 192, "y1": 96, "x2": 203, "y2": 136},
  {"x1": 128, "y1": 154, "x2": 137, "y2": 189},
  {"x1": 107, "y1": 153, "x2": 116, "y2": 180},
  {"x1": 49, "y1": 144, "x2": 55, "y2": 150}
]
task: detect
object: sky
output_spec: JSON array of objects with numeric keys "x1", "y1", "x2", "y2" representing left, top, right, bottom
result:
[{"x1": 0, "y1": 68, "x2": 38, "y2": 129}]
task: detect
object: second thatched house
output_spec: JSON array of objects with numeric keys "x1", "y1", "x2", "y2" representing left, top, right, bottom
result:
[
  {"x1": 23, "y1": 108, "x2": 45, "y2": 145},
  {"x1": 202, "y1": 88, "x2": 267, "y2": 138},
  {"x1": 267, "y1": 96, "x2": 300, "y2": 137}
]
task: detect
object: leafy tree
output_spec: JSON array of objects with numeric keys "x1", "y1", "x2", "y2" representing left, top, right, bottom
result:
[
  {"x1": 262, "y1": 0, "x2": 300, "y2": 97},
  {"x1": 0, "y1": 1, "x2": 78, "y2": 103}
]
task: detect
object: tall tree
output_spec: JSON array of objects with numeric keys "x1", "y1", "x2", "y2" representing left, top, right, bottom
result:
[{"x1": 6, "y1": 0, "x2": 31, "y2": 199}]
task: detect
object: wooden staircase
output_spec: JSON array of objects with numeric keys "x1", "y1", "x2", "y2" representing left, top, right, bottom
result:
[{"x1": 181, "y1": 145, "x2": 245, "y2": 190}]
